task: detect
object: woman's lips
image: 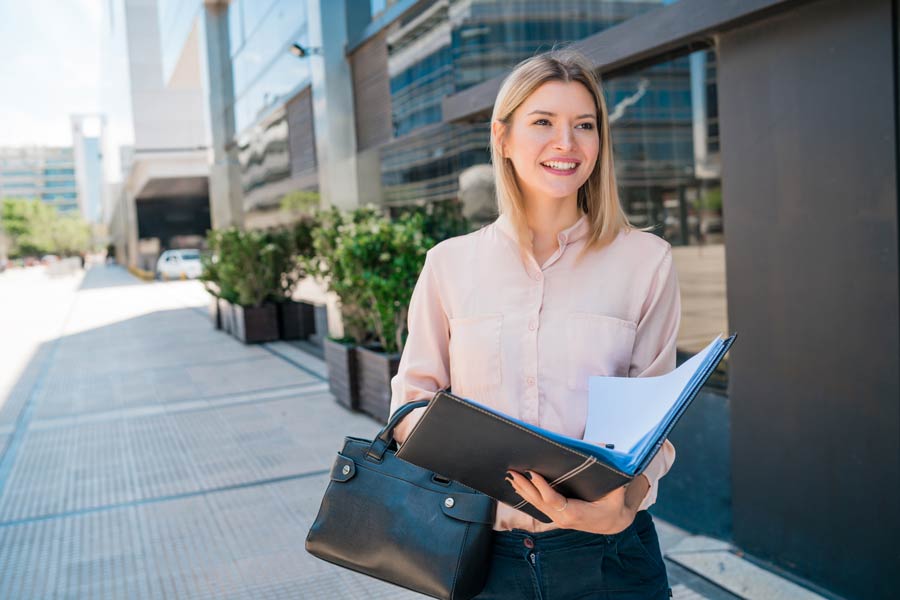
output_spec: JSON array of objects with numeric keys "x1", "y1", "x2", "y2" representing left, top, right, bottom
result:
[{"x1": 540, "y1": 162, "x2": 579, "y2": 176}]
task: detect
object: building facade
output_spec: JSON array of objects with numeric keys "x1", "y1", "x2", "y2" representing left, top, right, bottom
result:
[
  {"x1": 71, "y1": 115, "x2": 106, "y2": 224},
  {"x1": 0, "y1": 146, "x2": 80, "y2": 214},
  {"x1": 102, "y1": 0, "x2": 212, "y2": 270}
]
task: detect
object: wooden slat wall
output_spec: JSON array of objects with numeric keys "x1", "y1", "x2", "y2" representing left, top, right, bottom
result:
[
  {"x1": 286, "y1": 87, "x2": 317, "y2": 177},
  {"x1": 350, "y1": 30, "x2": 393, "y2": 152}
]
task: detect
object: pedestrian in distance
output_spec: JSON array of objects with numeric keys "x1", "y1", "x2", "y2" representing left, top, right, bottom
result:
[{"x1": 389, "y1": 48, "x2": 680, "y2": 599}]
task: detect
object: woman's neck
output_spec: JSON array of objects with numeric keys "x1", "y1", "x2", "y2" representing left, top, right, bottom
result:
[{"x1": 523, "y1": 196, "x2": 582, "y2": 246}]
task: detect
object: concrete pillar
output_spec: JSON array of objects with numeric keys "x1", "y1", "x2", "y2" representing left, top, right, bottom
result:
[
  {"x1": 307, "y1": 0, "x2": 365, "y2": 210},
  {"x1": 124, "y1": 191, "x2": 139, "y2": 269},
  {"x1": 199, "y1": 1, "x2": 243, "y2": 229}
]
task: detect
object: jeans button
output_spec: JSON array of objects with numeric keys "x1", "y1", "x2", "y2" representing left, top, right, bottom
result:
[{"x1": 523, "y1": 538, "x2": 534, "y2": 549}]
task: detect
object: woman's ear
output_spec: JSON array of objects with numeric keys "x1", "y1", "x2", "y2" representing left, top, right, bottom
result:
[{"x1": 491, "y1": 120, "x2": 507, "y2": 157}]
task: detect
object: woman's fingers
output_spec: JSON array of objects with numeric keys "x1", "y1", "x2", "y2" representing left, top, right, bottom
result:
[
  {"x1": 507, "y1": 470, "x2": 542, "y2": 506},
  {"x1": 507, "y1": 470, "x2": 569, "y2": 516},
  {"x1": 526, "y1": 471, "x2": 566, "y2": 508}
]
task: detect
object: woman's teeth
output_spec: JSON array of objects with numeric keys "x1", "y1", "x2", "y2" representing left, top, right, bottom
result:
[{"x1": 542, "y1": 161, "x2": 577, "y2": 170}]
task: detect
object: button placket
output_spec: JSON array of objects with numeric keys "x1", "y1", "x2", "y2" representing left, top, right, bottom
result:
[{"x1": 523, "y1": 276, "x2": 543, "y2": 425}]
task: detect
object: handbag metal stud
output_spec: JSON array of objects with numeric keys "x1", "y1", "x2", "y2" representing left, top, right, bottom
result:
[
  {"x1": 444, "y1": 497, "x2": 455, "y2": 508},
  {"x1": 342, "y1": 465, "x2": 351, "y2": 475}
]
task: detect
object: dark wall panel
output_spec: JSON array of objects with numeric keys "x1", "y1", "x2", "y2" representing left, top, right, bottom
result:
[
  {"x1": 654, "y1": 389, "x2": 733, "y2": 542},
  {"x1": 717, "y1": 0, "x2": 899, "y2": 597},
  {"x1": 351, "y1": 30, "x2": 393, "y2": 151},
  {"x1": 286, "y1": 87, "x2": 317, "y2": 178}
]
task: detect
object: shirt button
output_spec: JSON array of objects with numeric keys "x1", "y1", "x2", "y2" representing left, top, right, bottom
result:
[
  {"x1": 523, "y1": 538, "x2": 534, "y2": 549},
  {"x1": 534, "y1": 272, "x2": 543, "y2": 281},
  {"x1": 528, "y1": 321, "x2": 537, "y2": 331},
  {"x1": 526, "y1": 377, "x2": 535, "y2": 386}
]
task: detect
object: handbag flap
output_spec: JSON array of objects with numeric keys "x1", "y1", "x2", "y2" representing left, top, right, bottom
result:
[
  {"x1": 331, "y1": 454, "x2": 356, "y2": 482},
  {"x1": 440, "y1": 492, "x2": 496, "y2": 525}
]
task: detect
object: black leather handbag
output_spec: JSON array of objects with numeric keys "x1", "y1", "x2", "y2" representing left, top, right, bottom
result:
[{"x1": 305, "y1": 399, "x2": 497, "y2": 600}]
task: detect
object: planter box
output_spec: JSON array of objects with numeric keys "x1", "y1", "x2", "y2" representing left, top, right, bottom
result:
[
  {"x1": 277, "y1": 300, "x2": 316, "y2": 340},
  {"x1": 324, "y1": 337, "x2": 359, "y2": 411},
  {"x1": 232, "y1": 303, "x2": 279, "y2": 344},
  {"x1": 209, "y1": 295, "x2": 221, "y2": 329},
  {"x1": 356, "y1": 345, "x2": 401, "y2": 424},
  {"x1": 218, "y1": 298, "x2": 234, "y2": 334}
]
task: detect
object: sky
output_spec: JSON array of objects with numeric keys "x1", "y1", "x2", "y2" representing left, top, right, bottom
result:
[{"x1": 0, "y1": 0, "x2": 102, "y2": 147}]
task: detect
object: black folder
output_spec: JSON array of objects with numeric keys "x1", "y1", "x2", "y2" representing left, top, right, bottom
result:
[{"x1": 395, "y1": 333, "x2": 736, "y2": 523}]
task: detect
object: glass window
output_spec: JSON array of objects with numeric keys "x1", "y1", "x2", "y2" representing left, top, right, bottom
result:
[
  {"x1": 229, "y1": 0, "x2": 244, "y2": 55},
  {"x1": 241, "y1": 0, "x2": 277, "y2": 41},
  {"x1": 388, "y1": 0, "x2": 677, "y2": 137},
  {"x1": 232, "y1": 1, "x2": 309, "y2": 99},
  {"x1": 234, "y1": 50, "x2": 311, "y2": 134},
  {"x1": 380, "y1": 122, "x2": 491, "y2": 205},
  {"x1": 390, "y1": 46, "x2": 455, "y2": 136},
  {"x1": 604, "y1": 49, "x2": 726, "y2": 367}
]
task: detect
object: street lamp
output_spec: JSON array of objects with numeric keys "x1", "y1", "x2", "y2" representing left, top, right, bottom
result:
[{"x1": 289, "y1": 43, "x2": 322, "y2": 58}]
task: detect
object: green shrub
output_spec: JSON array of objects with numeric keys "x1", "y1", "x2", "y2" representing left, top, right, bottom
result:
[
  {"x1": 305, "y1": 206, "x2": 382, "y2": 345},
  {"x1": 202, "y1": 226, "x2": 298, "y2": 308},
  {"x1": 332, "y1": 209, "x2": 435, "y2": 355},
  {"x1": 391, "y1": 198, "x2": 470, "y2": 244}
]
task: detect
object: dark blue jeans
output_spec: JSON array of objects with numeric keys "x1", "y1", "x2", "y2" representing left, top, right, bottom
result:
[{"x1": 474, "y1": 509, "x2": 671, "y2": 600}]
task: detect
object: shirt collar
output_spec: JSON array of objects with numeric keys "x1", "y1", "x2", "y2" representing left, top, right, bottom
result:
[{"x1": 494, "y1": 212, "x2": 590, "y2": 246}]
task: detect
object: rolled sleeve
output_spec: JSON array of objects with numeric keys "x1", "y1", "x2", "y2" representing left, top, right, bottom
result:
[
  {"x1": 629, "y1": 245, "x2": 681, "y2": 510},
  {"x1": 388, "y1": 249, "x2": 450, "y2": 445}
]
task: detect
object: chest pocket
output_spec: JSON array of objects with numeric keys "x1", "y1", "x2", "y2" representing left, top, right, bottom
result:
[
  {"x1": 448, "y1": 314, "x2": 503, "y2": 389},
  {"x1": 566, "y1": 312, "x2": 636, "y2": 390}
]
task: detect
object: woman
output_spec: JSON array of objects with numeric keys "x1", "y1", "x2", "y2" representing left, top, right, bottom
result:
[{"x1": 389, "y1": 49, "x2": 679, "y2": 599}]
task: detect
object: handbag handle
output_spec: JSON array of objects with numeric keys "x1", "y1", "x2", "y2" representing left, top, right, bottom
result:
[{"x1": 366, "y1": 399, "x2": 429, "y2": 463}]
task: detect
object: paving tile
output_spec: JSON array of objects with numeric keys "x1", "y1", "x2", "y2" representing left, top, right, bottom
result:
[{"x1": 667, "y1": 550, "x2": 827, "y2": 600}]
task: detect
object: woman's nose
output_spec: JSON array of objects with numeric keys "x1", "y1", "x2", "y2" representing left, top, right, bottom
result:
[{"x1": 553, "y1": 127, "x2": 575, "y2": 150}]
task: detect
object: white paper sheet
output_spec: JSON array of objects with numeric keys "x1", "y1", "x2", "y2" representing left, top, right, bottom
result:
[{"x1": 584, "y1": 335, "x2": 723, "y2": 454}]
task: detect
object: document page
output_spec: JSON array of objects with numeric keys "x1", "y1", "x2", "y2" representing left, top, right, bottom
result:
[{"x1": 584, "y1": 335, "x2": 723, "y2": 455}]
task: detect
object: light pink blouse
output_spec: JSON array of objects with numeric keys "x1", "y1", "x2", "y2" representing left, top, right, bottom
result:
[{"x1": 389, "y1": 212, "x2": 680, "y2": 533}]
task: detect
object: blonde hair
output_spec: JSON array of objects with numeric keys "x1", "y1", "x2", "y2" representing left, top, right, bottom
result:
[{"x1": 490, "y1": 49, "x2": 640, "y2": 263}]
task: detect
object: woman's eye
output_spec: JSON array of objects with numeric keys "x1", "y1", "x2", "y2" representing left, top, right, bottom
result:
[
  {"x1": 576, "y1": 122, "x2": 594, "y2": 130},
  {"x1": 533, "y1": 119, "x2": 550, "y2": 126}
]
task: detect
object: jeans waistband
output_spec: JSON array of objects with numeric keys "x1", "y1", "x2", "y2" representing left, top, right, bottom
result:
[{"x1": 491, "y1": 509, "x2": 653, "y2": 555}]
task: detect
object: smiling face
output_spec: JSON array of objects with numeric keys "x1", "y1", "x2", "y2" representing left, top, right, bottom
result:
[{"x1": 495, "y1": 80, "x2": 601, "y2": 208}]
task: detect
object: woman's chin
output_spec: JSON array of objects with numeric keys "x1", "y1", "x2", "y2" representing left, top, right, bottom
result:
[{"x1": 532, "y1": 185, "x2": 583, "y2": 202}]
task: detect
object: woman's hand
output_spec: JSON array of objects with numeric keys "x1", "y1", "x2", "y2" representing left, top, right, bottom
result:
[{"x1": 505, "y1": 469, "x2": 640, "y2": 535}]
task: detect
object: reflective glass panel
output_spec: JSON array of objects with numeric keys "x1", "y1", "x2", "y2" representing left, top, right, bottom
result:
[{"x1": 605, "y1": 49, "x2": 726, "y2": 360}]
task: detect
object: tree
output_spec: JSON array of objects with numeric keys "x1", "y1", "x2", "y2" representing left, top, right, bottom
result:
[{"x1": 1, "y1": 197, "x2": 92, "y2": 257}]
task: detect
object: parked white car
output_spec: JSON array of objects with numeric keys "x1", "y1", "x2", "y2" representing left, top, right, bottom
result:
[{"x1": 156, "y1": 249, "x2": 203, "y2": 280}]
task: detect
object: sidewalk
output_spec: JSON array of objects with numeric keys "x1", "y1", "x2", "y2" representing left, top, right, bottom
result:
[{"x1": 0, "y1": 265, "x2": 807, "y2": 599}]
